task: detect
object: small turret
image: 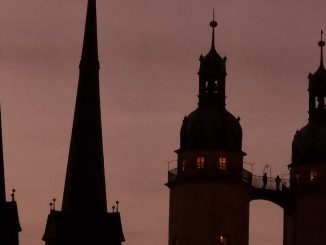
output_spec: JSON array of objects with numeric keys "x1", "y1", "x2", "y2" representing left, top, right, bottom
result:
[{"x1": 198, "y1": 12, "x2": 227, "y2": 107}]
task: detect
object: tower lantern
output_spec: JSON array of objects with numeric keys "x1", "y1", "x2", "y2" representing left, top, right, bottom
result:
[{"x1": 308, "y1": 30, "x2": 326, "y2": 122}]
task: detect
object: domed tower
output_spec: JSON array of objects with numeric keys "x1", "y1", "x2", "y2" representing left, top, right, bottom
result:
[
  {"x1": 285, "y1": 31, "x2": 326, "y2": 245},
  {"x1": 167, "y1": 15, "x2": 250, "y2": 245}
]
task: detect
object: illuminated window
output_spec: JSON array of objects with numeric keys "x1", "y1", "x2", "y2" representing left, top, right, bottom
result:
[
  {"x1": 196, "y1": 156, "x2": 205, "y2": 169},
  {"x1": 310, "y1": 170, "x2": 317, "y2": 181},
  {"x1": 217, "y1": 235, "x2": 229, "y2": 245},
  {"x1": 219, "y1": 157, "x2": 227, "y2": 170}
]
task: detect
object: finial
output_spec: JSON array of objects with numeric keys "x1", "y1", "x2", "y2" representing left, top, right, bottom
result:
[
  {"x1": 49, "y1": 202, "x2": 53, "y2": 212},
  {"x1": 210, "y1": 9, "x2": 217, "y2": 28},
  {"x1": 318, "y1": 30, "x2": 325, "y2": 68},
  {"x1": 52, "y1": 198, "x2": 56, "y2": 211},
  {"x1": 112, "y1": 205, "x2": 116, "y2": 213},
  {"x1": 209, "y1": 9, "x2": 218, "y2": 50},
  {"x1": 116, "y1": 200, "x2": 119, "y2": 212},
  {"x1": 11, "y1": 188, "x2": 15, "y2": 202}
]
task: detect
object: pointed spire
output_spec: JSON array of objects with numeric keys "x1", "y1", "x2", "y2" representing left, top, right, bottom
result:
[
  {"x1": 81, "y1": 0, "x2": 99, "y2": 66},
  {"x1": 318, "y1": 30, "x2": 325, "y2": 69},
  {"x1": 210, "y1": 9, "x2": 217, "y2": 50},
  {"x1": 62, "y1": 0, "x2": 107, "y2": 214},
  {"x1": 0, "y1": 106, "x2": 6, "y2": 203}
]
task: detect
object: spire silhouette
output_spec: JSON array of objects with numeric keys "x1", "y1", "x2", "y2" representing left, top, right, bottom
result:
[
  {"x1": 0, "y1": 104, "x2": 22, "y2": 245},
  {"x1": 0, "y1": 106, "x2": 6, "y2": 203},
  {"x1": 210, "y1": 9, "x2": 217, "y2": 51},
  {"x1": 62, "y1": 0, "x2": 107, "y2": 214},
  {"x1": 318, "y1": 30, "x2": 325, "y2": 69},
  {"x1": 43, "y1": 1, "x2": 124, "y2": 244},
  {"x1": 81, "y1": 0, "x2": 98, "y2": 63}
]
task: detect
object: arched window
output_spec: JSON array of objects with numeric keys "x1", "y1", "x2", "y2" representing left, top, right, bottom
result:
[
  {"x1": 218, "y1": 157, "x2": 227, "y2": 170},
  {"x1": 196, "y1": 156, "x2": 205, "y2": 169}
]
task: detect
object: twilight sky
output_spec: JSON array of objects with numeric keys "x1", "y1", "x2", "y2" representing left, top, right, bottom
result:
[{"x1": 0, "y1": 0, "x2": 326, "y2": 244}]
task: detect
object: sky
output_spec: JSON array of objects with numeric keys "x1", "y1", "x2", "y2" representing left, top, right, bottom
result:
[{"x1": 0, "y1": 0, "x2": 326, "y2": 244}]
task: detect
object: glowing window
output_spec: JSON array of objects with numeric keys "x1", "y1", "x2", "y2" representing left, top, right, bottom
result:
[
  {"x1": 310, "y1": 170, "x2": 317, "y2": 181},
  {"x1": 219, "y1": 157, "x2": 227, "y2": 170},
  {"x1": 217, "y1": 235, "x2": 229, "y2": 245},
  {"x1": 196, "y1": 156, "x2": 205, "y2": 169}
]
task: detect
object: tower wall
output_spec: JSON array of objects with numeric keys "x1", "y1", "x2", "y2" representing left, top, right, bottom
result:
[
  {"x1": 283, "y1": 208, "x2": 295, "y2": 245},
  {"x1": 285, "y1": 164, "x2": 326, "y2": 245},
  {"x1": 169, "y1": 180, "x2": 250, "y2": 245},
  {"x1": 284, "y1": 193, "x2": 326, "y2": 245}
]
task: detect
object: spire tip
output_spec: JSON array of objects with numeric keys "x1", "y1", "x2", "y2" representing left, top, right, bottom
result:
[
  {"x1": 319, "y1": 30, "x2": 325, "y2": 48},
  {"x1": 210, "y1": 9, "x2": 217, "y2": 28},
  {"x1": 209, "y1": 9, "x2": 217, "y2": 50},
  {"x1": 318, "y1": 29, "x2": 325, "y2": 68}
]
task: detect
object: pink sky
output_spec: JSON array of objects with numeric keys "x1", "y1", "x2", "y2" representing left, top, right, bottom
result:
[{"x1": 0, "y1": 0, "x2": 326, "y2": 244}]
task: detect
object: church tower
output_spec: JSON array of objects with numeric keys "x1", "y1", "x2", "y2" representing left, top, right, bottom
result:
[
  {"x1": 42, "y1": 1, "x2": 124, "y2": 244},
  {"x1": 0, "y1": 106, "x2": 22, "y2": 245},
  {"x1": 285, "y1": 31, "x2": 326, "y2": 245},
  {"x1": 167, "y1": 16, "x2": 250, "y2": 245}
]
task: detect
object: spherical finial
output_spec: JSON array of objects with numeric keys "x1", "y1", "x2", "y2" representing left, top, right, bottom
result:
[
  {"x1": 210, "y1": 20, "x2": 217, "y2": 28},
  {"x1": 318, "y1": 40, "x2": 325, "y2": 47},
  {"x1": 52, "y1": 198, "x2": 56, "y2": 210},
  {"x1": 210, "y1": 9, "x2": 217, "y2": 28}
]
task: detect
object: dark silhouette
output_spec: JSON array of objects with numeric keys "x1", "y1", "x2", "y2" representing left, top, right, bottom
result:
[
  {"x1": 292, "y1": 30, "x2": 326, "y2": 165},
  {"x1": 168, "y1": 13, "x2": 248, "y2": 245},
  {"x1": 275, "y1": 175, "x2": 281, "y2": 190},
  {"x1": 179, "y1": 12, "x2": 242, "y2": 153},
  {"x1": 263, "y1": 173, "x2": 267, "y2": 189},
  {"x1": 284, "y1": 30, "x2": 326, "y2": 244},
  {"x1": 0, "y1": 107, "x2": 21, "y2": 245},
  {"x1": 42, "y1": 1, "x2": 124, "y2": 244}
]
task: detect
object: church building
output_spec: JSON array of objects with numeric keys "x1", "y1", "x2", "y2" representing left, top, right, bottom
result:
[
  {"x1": 167, "y1": 15, "x2": 326, "y2": 245},
  {"x1": 1, "y1": 2, "x2": 326, "y2": 245}
]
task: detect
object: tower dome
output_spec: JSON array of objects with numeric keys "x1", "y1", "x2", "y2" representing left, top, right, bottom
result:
[
  {"x1": 179, "y1": 16, "x2": 242, "y2": 152},
  {"x1": 180, "y1": 107, "x2": 242, "y2": 151},
  {"x1": 292, "y1": 31, "x2": 326, "y2": 165}
]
